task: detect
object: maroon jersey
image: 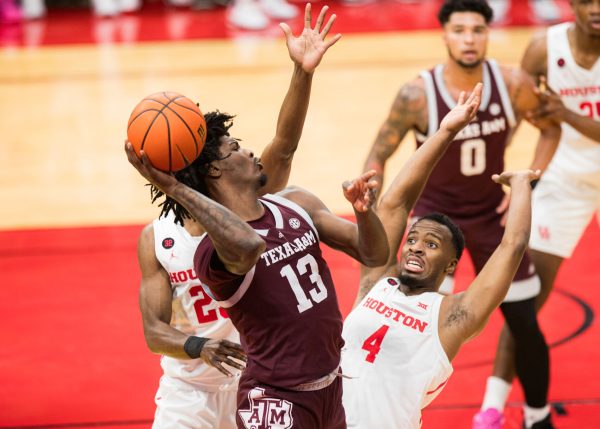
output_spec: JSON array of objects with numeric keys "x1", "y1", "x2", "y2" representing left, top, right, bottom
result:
[
  {"x1": 413, "y1": 59, "x2": 517, "y2": 218},
  {"x1": 194, "y1": 193, "x2": 344, "y2": 388}
]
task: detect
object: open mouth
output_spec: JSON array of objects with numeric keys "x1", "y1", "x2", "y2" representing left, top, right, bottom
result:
[{"x1": 405, "y1": 256, "x2": 424, "y2": 273}]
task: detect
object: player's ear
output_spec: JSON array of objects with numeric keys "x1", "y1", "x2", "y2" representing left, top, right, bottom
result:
[
  {"x1": 444, "y1": 259, "x2": 457, "y2": 275},
  {"x1": 206, "y1": 164, "x2": 221, "y2": 179}
]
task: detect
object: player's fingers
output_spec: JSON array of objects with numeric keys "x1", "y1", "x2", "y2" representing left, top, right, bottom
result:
[
  {"x1": 314, "y1": 5, "x2": 328, "y2": 32},
  {"x1": 279, "y1": 22, "x2": 292, "y2": 39},
  {"x1": 304, "y1": 3, "x2": 312, "y2": 29},
  {"x1": 215, "y1": 362, "x2": 233, "y2": 377},
  {"x1": 342, "y1": 180, "x2": 354, "y2": 193},
  {"x1": 323, "y1": 33, "x2": 342, "y2": 51},
  {"x1": 222, "y1": 358, "x2": 246, "y2": 371},
  {"x1": 361, "y1": 170, "x2": 377, "y2": 181},
  {"x1": 320, "y1": 12, "x2": 335, "y2": 37},
  {"x1": 457, "y1": 90, "x2": 466, "y2": 105},
  {"x1": 221, "y1": 346, "x2": 247, "y2": 362}
]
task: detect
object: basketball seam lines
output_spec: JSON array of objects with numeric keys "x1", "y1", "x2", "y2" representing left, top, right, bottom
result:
[{"x1": 150, "y1": 95, "x2": 200, "y2": 156}]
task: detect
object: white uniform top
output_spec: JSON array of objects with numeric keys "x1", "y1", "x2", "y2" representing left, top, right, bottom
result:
[
  {"x1": 153, "y1": 213, "x2": 240, "y2": 391},
  {"x1": 341, "y1": 277, "x2": 452, "y2": 429},
  {"x1": 545, "y1": 22, "x2": 600, "y2": 186}
]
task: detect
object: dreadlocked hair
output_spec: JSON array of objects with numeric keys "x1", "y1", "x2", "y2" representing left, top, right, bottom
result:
[{"x1": 150, "y1": 110, "x2": 236, "y2": 226}]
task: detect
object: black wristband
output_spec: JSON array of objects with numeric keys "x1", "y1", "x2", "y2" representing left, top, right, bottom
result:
[
  {"x1": 184, "y1": 336, "x2": 209, "y2": 359},
  {"x1": 530, "y1": 179, "x2": 540, "y2": 190}
]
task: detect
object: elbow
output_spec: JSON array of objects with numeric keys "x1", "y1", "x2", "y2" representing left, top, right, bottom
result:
[
  {"x1": 360, "y1": 240, "x2": 390, "y2": 268},
  {"x1": 363, "y1": 249, "x2": 390, "y2": 268},
  {"x1": 143, "y1": 328, "x2": 163, "y2": 355},
  {"x1": 500, "y1": 232, "x2": 529, "y2": 256}
]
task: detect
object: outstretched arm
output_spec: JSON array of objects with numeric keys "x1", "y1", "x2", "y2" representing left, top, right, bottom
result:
[
  {"x1": 363, "y1": 79, "x2": 428, "y2": 193},
  {"x1": 137, "y1": 224, "x2": 246, "y2": 376},
  {"x1": 260, "y1": 4, "x2": 342, "y2": 194},
  {"x1": 280, "y1": 171, "x2": 389, "y2": 267},
  {"x1": 126, "y1": 143, "x2": 265, "y2": 275},
  {"x1": 439, "y1": 169, "x2": 540, "y2": 360},
  {"x1": 354, "y1": 83, "x2": 483, "y2": 306}
]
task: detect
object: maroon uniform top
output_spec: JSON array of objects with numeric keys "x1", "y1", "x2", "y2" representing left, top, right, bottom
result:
[
  {"x1": 413, "y1": 59, "x2": 517, "y2": 218},
  {"x1": 194, "y1": 193, "x2": 344, "y2": 388}
]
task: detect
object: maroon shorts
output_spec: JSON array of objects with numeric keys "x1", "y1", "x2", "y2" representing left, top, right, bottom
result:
[
  {"x1": 455, "y1": 211, "x2": 535, "y2": 281},
  {"x1": 236, "y1": 374, "x2": 346, "y2": 429}
]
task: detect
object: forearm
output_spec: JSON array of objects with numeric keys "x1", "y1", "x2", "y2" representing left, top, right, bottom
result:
[
  {"x1": 144, "y1": 321, "x2": 197, "y2": 360},
  {"x1": 170, "y1": 185, "x2": 265, "y2": 270},
  {"x1": 529, "y1": 125, "x2": 561, "y2": 172},
  {"x1": 354, "y1": 208, "x2": 389, "y2": 267},
  {"x1": 274, "y1": 64, "x2": 313, "y2": 156},
  {"x1": 380, "y1": 127, "x2": 456, "y2": 211},
  {"x1": 501, "y1": 177, "x2": 532, "y2": 250},
  {"x1": 564, "y1": 109, "x2": 600, "y2": 142},
  {"x1": 363, "y1": 123, "x2": 407, "y2": 191},
  {"x1": 259, "y1": 66, "x2": 313, "y2": 194}
]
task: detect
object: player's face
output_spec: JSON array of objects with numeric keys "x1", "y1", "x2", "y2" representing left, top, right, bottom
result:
[
  {"x1": 398, "y1": 220, "x2": 457, "y2": 291},
  {"x1": 572, "y1": 0, "x2": 600, "y2": 37},
  {"x1": 215, "y1": 136, "x2": 267, "y2": 189},
  {"x1": 443, "y1": 12, "x2": 489, "y2": 69}
]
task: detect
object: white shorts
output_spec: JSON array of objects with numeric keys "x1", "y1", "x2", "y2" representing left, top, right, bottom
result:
[
  {"x1": 153, "y1": 375, "x2": 237, "y2": 429},
  {"x1": 529, "y1": 171, "x2": 600, "y2": 258}
]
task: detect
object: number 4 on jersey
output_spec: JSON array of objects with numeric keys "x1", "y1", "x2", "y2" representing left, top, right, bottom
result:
[{"x1": 362, "y1": 325, "x2": 390, "y2": 363}]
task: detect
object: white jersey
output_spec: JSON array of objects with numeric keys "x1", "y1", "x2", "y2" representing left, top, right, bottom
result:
[
  {"x1": 341, "y1": 277, "x2": 452, "y2": 429},
  {"x1": 545, "y1": 22, "x2": 600, "y2": 186},
  {"x1": 153, "y1": 213, "x2": 240, "y2": 391}
]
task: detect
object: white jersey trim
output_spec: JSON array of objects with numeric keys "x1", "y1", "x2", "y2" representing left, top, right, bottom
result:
[
  {"x1": 419, "y1": 70, "x2": 438, "y2": 140},
  {"x1": 261, "y1": 193, "x2": 319, "y2": 240},
  {"x1": 434, "y1": 63, "x2": 492, "y2": 111},
  {"x1": 217, "y1": 266, "x2": 256, "y2": 308},
  {"x1": 487, "y1": 59, "x2": 517, "y2": 128}
]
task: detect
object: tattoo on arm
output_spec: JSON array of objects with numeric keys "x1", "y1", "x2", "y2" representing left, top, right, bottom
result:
[
  {"x1": 444, "y1": 304, "x2": 470, "y2": 328},
  {"x1": 373, "y1": 83, "x2": 427, "y2": 160}
]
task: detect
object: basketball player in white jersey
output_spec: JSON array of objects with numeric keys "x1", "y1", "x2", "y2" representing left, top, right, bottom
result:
[
  {"x1": 477, "y1": 1, "x2": 600, "y2": 427},
  {"x1": 341, "y1": 81, "x2": 541, "y2": 428},
  {"x1": 135, "y1": 5, "x2": 342, "y2": 428},
  {"x1": 362, "y1": 2, "x2": 560, "y2": 427}
]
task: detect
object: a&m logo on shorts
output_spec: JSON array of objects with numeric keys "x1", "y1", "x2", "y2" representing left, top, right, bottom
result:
[{"x1": 238, "y1": 387, "x2": 294, "y2": 429}]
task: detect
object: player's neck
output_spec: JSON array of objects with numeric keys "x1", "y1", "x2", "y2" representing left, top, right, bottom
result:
[
  {"x1": 570, "y1": 25, "x2": 600, "y2": 59},
  {"x1": 215, "y1": 191, "x2": 265, "y2": 222},
  {"x1": 399, "y1": 281, "x2": 437, "y2": 296},
  {"x1": 443, "y1": 60, "x2": 484, "y2": 93}
]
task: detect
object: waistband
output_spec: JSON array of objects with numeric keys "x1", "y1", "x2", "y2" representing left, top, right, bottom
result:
[{"x1": 287, "y1": 367, "x2": 343, "y2": 392}]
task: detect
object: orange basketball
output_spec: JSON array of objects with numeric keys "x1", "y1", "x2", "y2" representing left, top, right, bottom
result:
[{"x1": 127, "y1": 91, "x2": 207, "y2": 172}]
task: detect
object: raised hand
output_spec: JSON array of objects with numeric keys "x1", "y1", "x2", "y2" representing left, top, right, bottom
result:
[
  {"x1": 200, "y1": 339, "x2": 247, "y2": 377},
  {"x1": 279, "y1": 3, "x2": 342, "y2": 73},
  {"x1": 343, "y1": 170, "x2": 378, "y2": 213},
  {"x1": 440, "y1": 82, "x2": 483, "y2": 133},
  {"x1": 124, "y1": 141, "x2": 180, "y2": 196},
  {"x1": 492, "y1": 169, "x2": 541, "y2": 188}
]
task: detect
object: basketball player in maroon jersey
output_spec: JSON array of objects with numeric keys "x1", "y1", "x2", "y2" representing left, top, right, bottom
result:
[
  {"x1": 363, "y1": 1, "x2": 561, "y2": 428},
  {"x1": 126, "y1": 134, "x2": 389, "y2": 428},
  {"x1": 127, "y1": 7, "x2": 390, "y2": 428},
  {"x1": 134, "y1": 4, "x2": 344, "y2": 428}
]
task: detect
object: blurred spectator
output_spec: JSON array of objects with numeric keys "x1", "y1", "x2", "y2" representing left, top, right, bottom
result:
[
  {"x1": 228, "y1": 0, "x2": 298, "y2": 30},
  {"x1": 0, "y1": 0, "x2": 21, "y2": 23}
]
